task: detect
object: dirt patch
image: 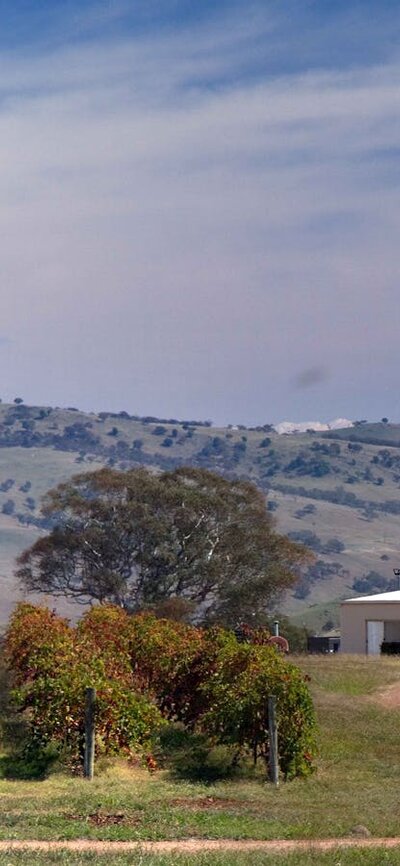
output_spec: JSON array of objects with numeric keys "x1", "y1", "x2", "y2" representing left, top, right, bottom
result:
[
  {"x1": 2, "y1": 838, "x2": 400, "y2": 853},
  {"x1": 66, "y1": 812, "x2": 143, "y2": 827},
  {"x1": 169, "y1": 797, "x2": 244, "y2": 812},
  {"x1": 372, "y1": 681, "x2": 400, "y2": 709}
]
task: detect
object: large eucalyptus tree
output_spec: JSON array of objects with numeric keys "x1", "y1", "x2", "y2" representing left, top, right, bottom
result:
[{"x1": 17, "y1": 466, "x2": 310, "y2": 624}]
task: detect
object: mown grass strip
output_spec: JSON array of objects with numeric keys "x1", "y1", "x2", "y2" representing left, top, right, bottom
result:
[{"x1": 0, "y1": 845, "x2": 400, "y2": 866}]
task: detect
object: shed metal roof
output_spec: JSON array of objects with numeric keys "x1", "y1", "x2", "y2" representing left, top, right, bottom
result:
[{"x1": 343, "y1": 590, "x2": 400, "y2": 604}]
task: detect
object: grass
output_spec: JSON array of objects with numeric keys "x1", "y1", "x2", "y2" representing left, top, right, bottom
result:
[
  {"x1": 0, "y1": 655, "x2": 399, "y2": 845},
  {"x1": 0, "y1": 852, "x2": 399, "y2": 866},
  {"x1": 0, "y1": 852, "x2": 397, "y2": 866},
  {"x1": 296, "y1": 652, "x2": 400, "y2": 694}
]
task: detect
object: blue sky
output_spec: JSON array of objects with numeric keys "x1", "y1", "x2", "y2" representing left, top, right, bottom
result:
[{"x1": 1, "y1": 0, "x2": 400, "y2": 425}]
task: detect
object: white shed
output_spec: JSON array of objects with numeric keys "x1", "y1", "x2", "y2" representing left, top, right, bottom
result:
[{"x1": 341, "y1": 590, "x2": 400, "y2": 654}]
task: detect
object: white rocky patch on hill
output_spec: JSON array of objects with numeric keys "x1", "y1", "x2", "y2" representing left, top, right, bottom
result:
[{"x1": 273, "y1": 418, "x2": 354, "y2": 435}]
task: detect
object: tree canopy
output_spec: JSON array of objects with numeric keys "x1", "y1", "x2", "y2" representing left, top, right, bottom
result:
[{"x1": 16, "y1": 466, "x2": 311, "y2": 624}]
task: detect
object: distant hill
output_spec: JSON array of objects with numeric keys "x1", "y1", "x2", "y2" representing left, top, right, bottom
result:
[
  {"x1": 321, "y1": 421, "x2": 400, "y2": 448},
  {"x1": 0, "y1": 402, "x2": 399, "y2": 630}
]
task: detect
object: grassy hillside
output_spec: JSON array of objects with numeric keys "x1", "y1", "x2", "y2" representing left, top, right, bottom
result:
[{"x1": 0, "y1": 402, "x2": 399, "y2": 627}]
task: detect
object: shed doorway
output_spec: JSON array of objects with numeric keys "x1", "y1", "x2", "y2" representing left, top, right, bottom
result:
[{"x1": 366, "y1": 620, "x2": 384, "y2": 655}]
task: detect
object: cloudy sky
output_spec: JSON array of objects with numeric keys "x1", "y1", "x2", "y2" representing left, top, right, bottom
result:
[{"x1": 1, "y1": 0, "x2": 400, "y2": 426}]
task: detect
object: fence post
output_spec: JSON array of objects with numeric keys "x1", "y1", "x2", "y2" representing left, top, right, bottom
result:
[
  {"x1": 84, "y1": 687, "x2": 96, "y2": 780},
  {"x1": 268, "y1": 694, "x2": 279, "y2": 786}
]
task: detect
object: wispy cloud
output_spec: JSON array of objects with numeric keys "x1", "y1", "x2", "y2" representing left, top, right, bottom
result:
[{"x1": 1, "y1": 2, "x2": 400, "y2": 422}]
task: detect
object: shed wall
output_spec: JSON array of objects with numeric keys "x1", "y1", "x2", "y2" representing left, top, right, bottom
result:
[{"x1": 340, "y1": 602, "x2": 400, "y2": 654}]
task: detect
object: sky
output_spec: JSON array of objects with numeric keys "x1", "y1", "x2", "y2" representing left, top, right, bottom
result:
[{"x1": 1, "y1": 0, "x2": 400, "y2": 427}]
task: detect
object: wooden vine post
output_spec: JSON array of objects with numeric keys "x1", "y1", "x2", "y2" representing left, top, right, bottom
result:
[
  {"x1": 268, "y1": 694, "x2": 279, "y2": 786},
  {"x1": 84, "y1": 686, "x2": 96, "y2": 780}
]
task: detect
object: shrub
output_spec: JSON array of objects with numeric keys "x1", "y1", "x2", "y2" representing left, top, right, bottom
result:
[
  {"x1": 0, "y1": 741, "x2": 60, "y2": 781},
  {"x1": 5, "y1": 604, "x2": 316, "y2": 779},
  {"x1": 5, "y1": 604, "x2": 163, "y2": 764},
  {"x1": 127, "y1": 612, "x2": 203, "y2": 707},
  {"x1": 198, "y1": 635, "x2": 316, "y2": 779}
]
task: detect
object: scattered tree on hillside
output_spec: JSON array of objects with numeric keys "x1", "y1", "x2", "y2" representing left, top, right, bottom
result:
[
  {"x1": 352, "y1": 570, "x2": 394, "y2": 594},
  {"x1": 320, "y1": 537, "x2": 345, "y2": 555},
  {"x1": 348, "y1": 442, "x2": 362, "y2": 452},
  {"x1": 152, "y1": 425, "x2": 167, "y2": 436},
  {"x1": 0, "y1": 479, "x2": 14, "y2": 492},
  {"x1": 16, "y1": 467, "x2": 310, "y2": 624}
]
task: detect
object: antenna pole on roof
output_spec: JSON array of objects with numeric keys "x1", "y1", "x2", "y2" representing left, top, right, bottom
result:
[{"x1": 393, "y1": 569, "x2": 400, "y2": 590}]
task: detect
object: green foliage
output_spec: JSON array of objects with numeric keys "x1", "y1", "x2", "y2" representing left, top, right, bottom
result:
[
  {"x1": 156, "y1": 722, "x2": 241, "y2": 781},
  {"x1": 167, "y1": 734, "x2": 241, "y2": 782},
  {"x1": 5, "y1": 604, "x2": 164, "y2": 765},
  {"x1": 5, "y1": 603, "x2": 316, "y2": 780},
  {"x1": 198, "y1": 635, "x2": 316, "y2": 779},
  {"x1": 0, "y1": 741, "x2": 60, "y2": 780}
]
